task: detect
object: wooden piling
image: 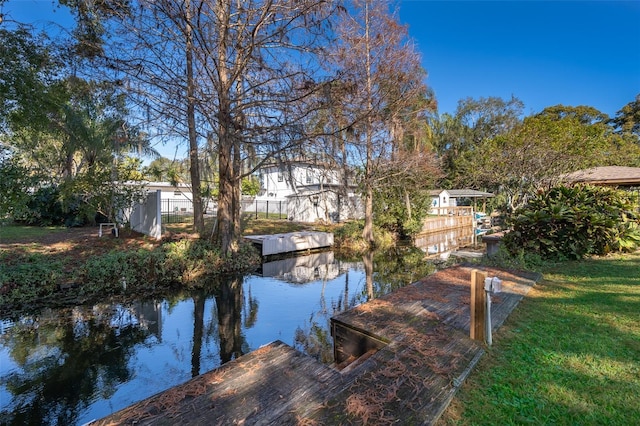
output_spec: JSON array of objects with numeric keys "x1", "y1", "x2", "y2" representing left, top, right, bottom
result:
[{"x1": 470, "y1": 269, "x2": 487, "y2": 342}]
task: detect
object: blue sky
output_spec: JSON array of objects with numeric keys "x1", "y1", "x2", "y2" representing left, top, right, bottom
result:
[
  {"x1": 399, "y1": 1, "x2": 640, "y2": 118},
  {"x1": 4, "y1": 0, "x2": 640, "y2": 159}
]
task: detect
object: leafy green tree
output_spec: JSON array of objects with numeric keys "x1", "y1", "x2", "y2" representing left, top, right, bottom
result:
[
  {"x1": 472, "y1": 104, "x2": 639, "y2": 212},
  {"x1": 0, "y1": 25, "x2": 65, "y2": 135},
  {"x1": 1, "y1": 14, "x2": 156, "y2": 225},
  {"x1": 431, "y1": 96, "x2": 524, "y2": 188},
  {"x1": 145, "y1": 157, "x2": 190, "y2": 184},
  {"x1": 241, "y1": 177, "x2": 260, "y2": 197},
  {"x1": 0, "y1": 146, "x2": 36, "y2": 222},
  {"x1": 536, "y1": 104, "x2": 610, "y2": 125},
  {"x1": 503, "y1": 184, "x2": 640, "y2": 260},
  {"x1": 610, "y1": 93, "x2": 640, "y2": 145}
]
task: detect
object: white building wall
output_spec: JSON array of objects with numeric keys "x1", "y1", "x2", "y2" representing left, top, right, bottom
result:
[
  {"x1": 287, "y1": 190, "x2": 364, "y2": 223},
  {"x1": 256, "y1": 163, "x2": 344, "y2": 201}
]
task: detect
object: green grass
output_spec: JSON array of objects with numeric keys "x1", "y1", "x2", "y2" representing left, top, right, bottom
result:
[
  {"x1": 163, "y1": 214, "x2": 318, "y2": 236},
  {"x1": 0, "y1": 224, "x2": 66, "y2": 242},
  {"x1": 439, "y1": 251, "x2": 640, "y2": 425}
]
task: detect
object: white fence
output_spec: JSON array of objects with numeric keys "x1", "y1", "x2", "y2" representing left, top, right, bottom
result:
[{"x1": 130, "y1": 190, "x2": 162, "y2": 239}]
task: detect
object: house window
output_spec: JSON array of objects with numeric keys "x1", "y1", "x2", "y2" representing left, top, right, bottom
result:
[
  {"x1": 277, "y1": 168, "x2": 284, "y2": 182},
  {"x1": 306, "y1": 167, "x2": 313, "y2": 184},
  {"x1": 174, "y1": 191, "x2": 182, "y2": 196}
]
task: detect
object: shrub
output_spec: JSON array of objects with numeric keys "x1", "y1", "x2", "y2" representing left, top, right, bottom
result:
[
  {"x1": 161, "y1": 238, "x2": 260, "y2": 282},
  {"x1": 14, "y1": 186, "x2": 93, "y2": 227},
  {"x1": 503, "y1": 184, "x2": 640, "y2": 260}
]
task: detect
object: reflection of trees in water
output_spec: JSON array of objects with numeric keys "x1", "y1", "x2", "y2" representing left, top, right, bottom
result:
[
  {"x1": 295, "y1": 247, "x2": 437, "y2": 364},
  {"x1": 294, "y1": 316, "x2": 333, "y2": 364},
  {"x1": 190, "y1": 275, "x2": 257, "y2": 373},
  {"x1": 191, "y1": 290, "x2": 206, "y2": 377},
  {"x1": 0, "y1": 305, "x2": 151, "y2": 426},
  {"x1": 243, "y1": 285, "x2": 259, "y2": 329},
  {"x1": 0, "y1": 250, "x2": 439, "y2": 423},
  {"x1": 363, "y1": 251, "x2": 374, "y2": 300},
  {"x1": 294, "y1": 265, "x2": 352, "y2": 364},
  {"x1": 215, "y1": 275, "x2": 246, "y2": 364},
  {"x1": 351, "y1": 247, "x2": 437, "y2": 306}
]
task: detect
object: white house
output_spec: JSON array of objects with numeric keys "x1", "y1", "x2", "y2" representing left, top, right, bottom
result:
[
  {"x1": 252, "y1": 160, "x2": 363, "y2": 223},
  {"x1": 143, "y1": 182, "x2": 193, "y2": 205},
  {"x1": 429, "y1": 189, "x2": 494, "y2": 214},
  {"x1": 255, "y1": 160, "x2": 341, "y2": 200}
]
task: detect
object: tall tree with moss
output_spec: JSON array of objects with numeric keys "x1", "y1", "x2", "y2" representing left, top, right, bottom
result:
[
  {"x1": 327, "y1": 0, "x2": 435, "y2": 245},
  {"x1": 96, "y1": 0, "x2": 336, "y2": 253}
]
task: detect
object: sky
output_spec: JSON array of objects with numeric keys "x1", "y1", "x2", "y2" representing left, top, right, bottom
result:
[
  {"x1": 398, "y1": 0, "x2": 640, "y2": 118},
  {"x1": 3, "y1": 0, "x2": 640, "y2": 158}
]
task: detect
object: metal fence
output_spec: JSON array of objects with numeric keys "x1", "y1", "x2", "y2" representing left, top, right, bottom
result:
[
  {"x1": 240, "y1": 199, "x2": 288, "y2": 219},
  {"x1": 162, "y1": 199, "x2": 194, "y2": 224},
  {"x1": 161, "y1": 198, "x2": 289, "y2": 223}
]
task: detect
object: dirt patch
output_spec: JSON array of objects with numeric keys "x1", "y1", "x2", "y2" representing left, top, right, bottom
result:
[{"x1": 0, "y1": 227, "x2": 163, "y2": 266}]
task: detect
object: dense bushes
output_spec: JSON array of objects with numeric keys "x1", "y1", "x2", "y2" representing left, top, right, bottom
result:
[
  {"x1": 503, "y1": 184, "x2": 640, "y2": 260},
  {"x1": 15, "y1": 186, "x2": 95, "y2": 227},
  {"x1": 333, "y1": 220, "x2": 396, "y2": 252},
  {"x1": 0, "y1": 239, "x2": 261, "y2": 316}
]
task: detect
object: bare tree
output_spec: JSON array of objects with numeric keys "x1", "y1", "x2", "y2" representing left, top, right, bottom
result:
[
  {"x1": 326, "y1": 0, "x2": 435, "y2": 245},
  {"x1": 97, "y1": 0, "x2": 336, "y2": 253}
]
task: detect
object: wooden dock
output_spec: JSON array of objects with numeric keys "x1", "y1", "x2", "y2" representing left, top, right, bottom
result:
[
  {"x1": 421, "y1": 207, "x2": 475, "y2": 234},
  {"x1": 245, "y1": 231, "x2": 334, "y2": 256},
  {"x1": 92, "y1": 265, "x2": 540, "y2": 425}
]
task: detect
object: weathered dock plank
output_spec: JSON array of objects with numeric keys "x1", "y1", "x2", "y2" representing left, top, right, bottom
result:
[
  {"x1": 91, "y1": 340, "x2": 344, "y2": 426},
  {"x1": 93, "y1": 265, "x2": 540, "y2": 426}
]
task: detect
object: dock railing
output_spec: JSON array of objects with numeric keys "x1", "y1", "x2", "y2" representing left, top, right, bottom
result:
[{"x1": 422, "y1": 206, "x2": 474, "y2": 233}]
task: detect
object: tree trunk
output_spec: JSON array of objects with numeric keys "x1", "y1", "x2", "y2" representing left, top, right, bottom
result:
[
  {"x1": 216, "y1": 124, "x2": 235, "y2": 254},
  {"x1": 361, "y1": 0, "x2": 375, "y2": 247},
  {"x1": 185, "y1": 0, "x2": 204, "y2": 234},
  {"x1": 212, "y1": 0, "x2": 238, "y2": 255},
  {"x1": 404, "y1": 188, "x2": 412, "y2": 220}
]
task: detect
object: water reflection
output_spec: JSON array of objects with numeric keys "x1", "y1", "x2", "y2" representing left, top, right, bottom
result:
[
  {"x1": 0, "y1": 248, "x2": 439, "y2": 425},
  {"x1": 0, "y1": 304, "x2": 152, "y2": 425},
  {"x1": 414, "y1": 227, "x2": 480, "y2": 258}
]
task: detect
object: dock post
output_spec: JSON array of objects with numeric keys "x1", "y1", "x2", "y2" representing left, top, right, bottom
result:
[{"x1": 470, "y1": 269, "x2": 487, "y2": 342}]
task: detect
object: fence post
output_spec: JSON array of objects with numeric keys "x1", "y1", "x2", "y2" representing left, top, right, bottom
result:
[
  {"x1": 255, "y1": 200, "x2": 258, "y2": 219},
  {"x1": 279, "y1": 201, "x2": 282, "y2": 219},
  {"x1": 470, "y1": 269, "x2": 487, "y2": 342}
]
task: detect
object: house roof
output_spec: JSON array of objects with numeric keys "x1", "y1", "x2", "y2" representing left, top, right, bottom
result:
[
  {"x1": 562, "y1": 166, "x2": 640, "y2": 187},
  {"x1": 447, "y1": 189, "x2": 494, "y2": 198},
  {"x1": 428, "y1": 189, "x2": 494, "y2": 198}
]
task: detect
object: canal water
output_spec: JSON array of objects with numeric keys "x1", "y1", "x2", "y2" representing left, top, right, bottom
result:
[{"x1": 0, "y1": 230, "x2": 482, "y2": 425}]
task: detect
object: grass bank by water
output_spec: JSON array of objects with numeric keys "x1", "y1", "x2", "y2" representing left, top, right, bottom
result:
[
  {"x1": 0, "y1": 219, "x2": 353, "y2": 316},
  {"x1": 438, "y1": 251, "x2": 640, "y2": 425}
]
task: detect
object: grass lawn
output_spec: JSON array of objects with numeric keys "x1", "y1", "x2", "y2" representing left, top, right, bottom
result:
[
  {"x1": 0, "y1": 224, "x2": 67, "y2": 242},
  {"x1": 162, "y1": 214, "x2": 329, "y2": 236},
  {"x1": 438, "y1": 251, "x2": 640, "y2": 425}
]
